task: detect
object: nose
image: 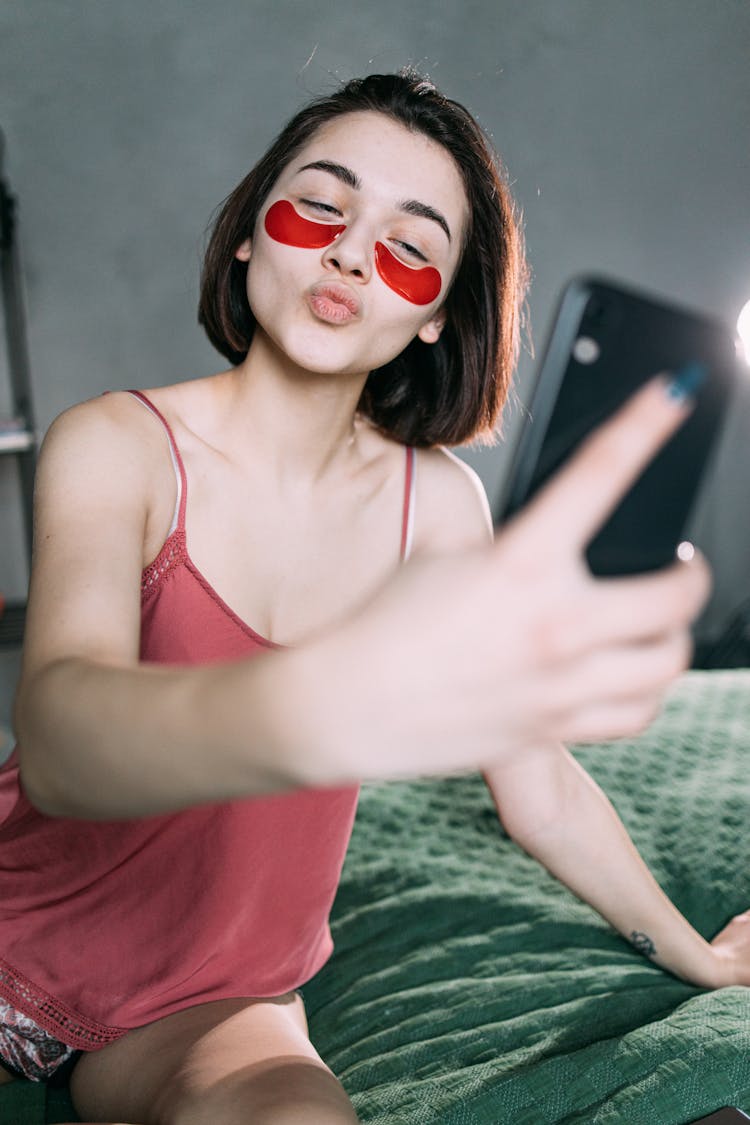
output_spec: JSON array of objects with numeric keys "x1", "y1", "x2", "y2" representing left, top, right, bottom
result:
[{"x1": 321, "y1": 224, "x2": 372, "y2": 284}]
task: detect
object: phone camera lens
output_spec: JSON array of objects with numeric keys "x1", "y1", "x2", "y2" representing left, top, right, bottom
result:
[
  {"x1": 582, "y1": 290, "x2": 622, "y2": 340},
  {"x1": 573, "y1": 336, "x2": 601, "y2": 364}
]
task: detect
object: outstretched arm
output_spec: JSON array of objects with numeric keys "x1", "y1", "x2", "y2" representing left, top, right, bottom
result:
[
  {"x1": 16, "y1": 375, "x2": 710, "y2": 820},
  {"x1": 484, "y1": 744, "x2": 750, "y2": 989}
]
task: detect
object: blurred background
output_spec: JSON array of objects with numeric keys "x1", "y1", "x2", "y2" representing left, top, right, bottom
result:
[{"x1": 1, "y1": 0, "x2": 749, "y2": 727}]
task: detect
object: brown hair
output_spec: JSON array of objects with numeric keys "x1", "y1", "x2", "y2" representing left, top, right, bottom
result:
[{"x1": 198, "y1": 71, "x2": 528, "y2": 447}]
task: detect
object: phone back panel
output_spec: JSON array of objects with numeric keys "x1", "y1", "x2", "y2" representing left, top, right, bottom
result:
[{"x1": 495, "y1": 277, "x2": 738, "y2": 575}]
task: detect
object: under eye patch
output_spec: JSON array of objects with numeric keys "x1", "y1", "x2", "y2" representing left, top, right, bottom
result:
[
  {"x1": 264, "y1": 199, "x2": 345, "y2": 248},
  {"x1": 264, "y1": 199, "x2": 442, "y2": 305},
  {"x1": 374, "y1": 242, "x2": 442, "y2": 306}
]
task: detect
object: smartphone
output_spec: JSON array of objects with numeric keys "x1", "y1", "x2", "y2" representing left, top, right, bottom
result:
[
  {"x1": 493, "y1": 276, "x2": 739, "y2": 575},
  {"x1": 689, "y1": 1110, "x2": 750, "y2": 1124}
]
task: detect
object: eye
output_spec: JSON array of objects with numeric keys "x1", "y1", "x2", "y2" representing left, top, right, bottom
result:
[
  {"x1": 392, "y1": 239, "x2": 428, "y2": 264},
  {"x1": 300, "y1": 198, "x2": 343, "y2": 218}
]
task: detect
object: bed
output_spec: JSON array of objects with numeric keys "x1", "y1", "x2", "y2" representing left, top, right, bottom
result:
[{"x1": 3, "y1": 669, "x2": 750, "y2": 1124}]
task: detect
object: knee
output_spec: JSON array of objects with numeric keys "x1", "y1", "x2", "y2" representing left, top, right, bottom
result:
[{"x1": 157, "y1": 1058, "x2": 360, "y2": 1125}]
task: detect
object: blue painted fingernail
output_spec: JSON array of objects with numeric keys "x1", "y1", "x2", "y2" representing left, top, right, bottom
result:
[{"x1": 665, "y1": 361, "x2": 708, "y2": 402}]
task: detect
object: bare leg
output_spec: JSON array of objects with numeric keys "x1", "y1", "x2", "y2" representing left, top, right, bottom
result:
[
  {"x1": 69, "y1": 991, "x2": 360, "y2": 1125},
  {"x1": 0, "y1": 1065, "x2": 15, "y2": 1084}
]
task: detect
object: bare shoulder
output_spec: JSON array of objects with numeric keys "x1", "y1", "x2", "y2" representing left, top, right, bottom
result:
[
  {"x1": 33, "y1": 390, "x2": 181, "y2": 572},
  {"x1": 413, "y1": 446, "x2": 493, "y2": 554},
  {"x1": 40, "y1": 390, "x2": 162, "y2": 470},
  {"x1": 24, "y1": 391, "x2": 180, "y2": 671}
]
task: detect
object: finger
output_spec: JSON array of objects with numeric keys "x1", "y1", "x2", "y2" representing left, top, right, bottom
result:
[
  {"x1": 547, "y1": 629, "x2": 692, "y2": 718},
  {"x1": 518, "y1": 371, "x2": 699, "y2": 552},
  {"x1": 597, "y1": 552, "x2": 711, "y2": 644},
  {"x1": 561, "y1": 696, "x2": 666, "y2": 744},
  {"x1": 584, "y1": 550, "x2": 712, "y2": 648},
  {"x1": 532, "y1": 551, "x2": 711, "y2": 663}
]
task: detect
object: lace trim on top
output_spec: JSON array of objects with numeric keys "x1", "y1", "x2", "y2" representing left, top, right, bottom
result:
[
  {"x1": 0, "y1": 960, "x2": 126, "y2": 1049},
  {"x1": 141, "y1": 527, "x2": 188, "y2": 600}
]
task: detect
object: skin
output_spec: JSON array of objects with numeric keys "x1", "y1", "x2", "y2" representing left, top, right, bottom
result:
[
  {"x1": 4, "y1": 110, "x2": 750, "y2": 1121},
  {"x1": 1, "y1": 111, "x2": 474, "y2": 1123}
]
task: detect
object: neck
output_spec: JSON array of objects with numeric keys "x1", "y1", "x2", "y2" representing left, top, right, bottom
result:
[{"x1": 217, "y1": 329, "x2": 372, "y2": 485}]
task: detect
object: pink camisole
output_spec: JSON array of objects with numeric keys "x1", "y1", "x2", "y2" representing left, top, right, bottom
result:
[{"x1": 0, "y1": 391, "x2": 417, "y2": 1050}]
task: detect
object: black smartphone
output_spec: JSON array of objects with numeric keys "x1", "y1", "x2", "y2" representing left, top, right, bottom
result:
[
  {"x1": 493, "y1": 276, "x2": 739, "y2": 575},
  {"x1": 689, "y1": 1110, "x2": 750, "y2": 1124}
]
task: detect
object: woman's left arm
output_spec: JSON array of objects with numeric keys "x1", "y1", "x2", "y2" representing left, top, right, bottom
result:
[
  {"x1": 483, "y1": 745, "x2": 750, "y2": 989},
  {"x1": 418, "y1": 445, "x2": 750, "y2": 989}
]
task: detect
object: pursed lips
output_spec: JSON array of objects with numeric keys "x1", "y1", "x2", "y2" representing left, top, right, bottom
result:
[{"x1": 308, "y1": 281, "x2": 362, "y2": 322}]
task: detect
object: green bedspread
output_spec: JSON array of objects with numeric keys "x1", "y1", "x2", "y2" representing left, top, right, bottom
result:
[
  {"x1": 304, "y1": 669, "x2": 750, "y2": 1124},
  {"x1": 3, "y1": 669, "x2": 749, "y2": 1124}
]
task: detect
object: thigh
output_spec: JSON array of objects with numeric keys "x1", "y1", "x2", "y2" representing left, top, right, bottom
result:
[
  {"x1": 69, "y1": 992, "x2": 359, "y2": 1125},
  {"x1": 0, "y1": 1064, "x2": 15, "y2": 1085}
]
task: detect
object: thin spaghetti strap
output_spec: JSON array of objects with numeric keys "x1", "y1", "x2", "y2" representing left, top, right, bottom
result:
[
  {"x1": 126, "y1": 390, "x2": 188, "y2": 535},
  {"x1": 400, "y1": 446, "x2": 417, "y2": 562}
]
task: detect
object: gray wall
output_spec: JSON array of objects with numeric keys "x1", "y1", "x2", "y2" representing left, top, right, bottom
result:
[{"x1": 1, "y1": 0, "x2": 750, "y2": 721}]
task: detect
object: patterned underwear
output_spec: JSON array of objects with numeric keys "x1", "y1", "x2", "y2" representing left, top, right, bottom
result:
[{"x1": 0, "y1": 998, "x2": 80, "y2": 1083}]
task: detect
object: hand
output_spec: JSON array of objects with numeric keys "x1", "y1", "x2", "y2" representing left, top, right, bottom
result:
[
  {"x1": 708, "y1": 910, "x2": 750, "y2": 987},
  {"x1": 294, "y1": 374, "x2": 712, "y2": 784}
]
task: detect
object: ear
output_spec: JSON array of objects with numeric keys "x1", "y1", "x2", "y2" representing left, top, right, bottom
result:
[
  {"x1": 417, "y1": 307, "x2": 447, "y2": 345},
  {"x1": 235, "y1": 238, "x2": 252, "y2": 262}
]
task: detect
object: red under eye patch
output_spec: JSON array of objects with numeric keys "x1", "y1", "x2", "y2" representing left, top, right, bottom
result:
[
  {"x1": 264, "y1": 199, "x2": 345, "y2": 248},
  {"x1": 264, "y1": 199, "x2": 442, "y2": 306},
  {"x1": 374, "y1": 242, "x2": 441, "y2": 306}
]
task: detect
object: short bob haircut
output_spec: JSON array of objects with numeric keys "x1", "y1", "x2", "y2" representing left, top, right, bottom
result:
[{"x1": 198, "y1": 70, "x2": 528, "y2": 448}]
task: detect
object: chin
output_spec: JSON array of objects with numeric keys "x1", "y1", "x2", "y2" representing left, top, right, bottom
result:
[
  {"x1": 271, "y1": 327, "x2": 369, "y2": 379},
  {"x1": 297, "y1": 356, "x2": 368, "y2": 381},
  {"x1": 257, "y1": 314, "x2": 410, "y2": 380}
]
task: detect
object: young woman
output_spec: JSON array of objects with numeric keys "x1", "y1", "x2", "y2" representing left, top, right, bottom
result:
[{"x1": 0, "y1": 71, "x2": 744, "y2": 1125}]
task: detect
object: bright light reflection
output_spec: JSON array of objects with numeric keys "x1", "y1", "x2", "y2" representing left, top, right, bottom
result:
[{"x1": 738, "y1": 298, "x2": 750, "y2": 365}]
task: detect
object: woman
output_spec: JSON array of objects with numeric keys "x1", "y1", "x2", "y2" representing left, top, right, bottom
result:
[{"x1": 0, "y1": 72, "x2": 741, "y2": 1125}]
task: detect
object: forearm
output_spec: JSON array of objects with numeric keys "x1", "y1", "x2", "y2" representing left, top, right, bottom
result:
[
  {"x1": 488, "y1": 746, "x2": 727, "y2": 988},
  {"x1": 14, "y1": 648, "x2": 341, "y2": 820}
]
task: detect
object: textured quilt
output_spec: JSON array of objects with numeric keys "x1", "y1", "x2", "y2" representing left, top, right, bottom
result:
[
  {"x1": 2, "y1": 669, "x2": 749, "y2": 1124},
  {"x1": 303, "y1": 669, "x2": 750, "y2": 1124}
]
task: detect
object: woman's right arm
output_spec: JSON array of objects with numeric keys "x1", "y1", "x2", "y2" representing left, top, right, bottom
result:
[
  {"x1": 15, "y1": 376, "x2": 711, "y2": 820},
  {"x1": 14, "y1": 395, "x2": 316, "y2": 819}
]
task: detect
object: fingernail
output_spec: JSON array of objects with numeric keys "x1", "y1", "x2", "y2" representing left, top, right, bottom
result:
[{"x1": 664, "y1": 361, "x2": 708, "y2": 403}]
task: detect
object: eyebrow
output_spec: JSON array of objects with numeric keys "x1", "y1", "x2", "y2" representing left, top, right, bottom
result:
[
  {"x1": 296, "y1": 160, "x2": 452, "y2": 243},
  {"x1": 298, "y1": 160, "x2": 361, "y2": 190},
  {"x1": 397, "y1": 198, "x2": 452, "y2": 243}
]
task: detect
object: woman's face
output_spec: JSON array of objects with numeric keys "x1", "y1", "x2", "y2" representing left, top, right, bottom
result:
[{"x1": 237, "y1": 110, "x2": 469, "y2": 379}]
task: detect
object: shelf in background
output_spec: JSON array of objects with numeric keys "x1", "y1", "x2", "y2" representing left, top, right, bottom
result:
[
  {"x1": 0, "y1": 601, "x2": 25, "y2": 648},
  {"x1": 0, "y1": 428, "x2": 34, "y2": 454}
]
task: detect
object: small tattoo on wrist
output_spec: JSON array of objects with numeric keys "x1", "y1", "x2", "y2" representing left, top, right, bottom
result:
[{"x1": 630, "y1": 930, "x2": 657, "y2": 958}]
